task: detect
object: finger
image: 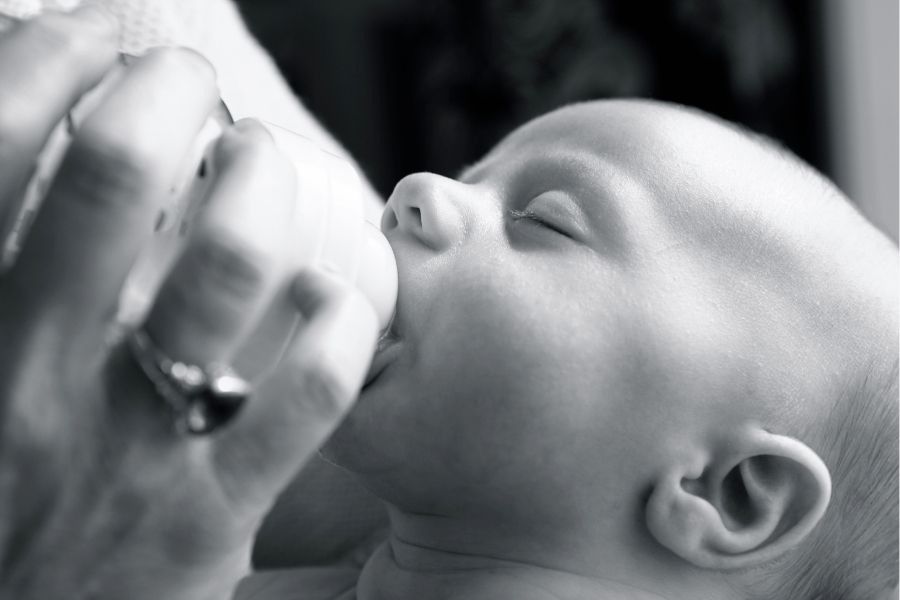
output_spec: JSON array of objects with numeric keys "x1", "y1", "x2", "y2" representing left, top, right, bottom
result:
[
  {"x1": 4, "y1": 46, "x2": 219, "y2": 328},
  {"x1": 211, "y1": 268, "x2": 378, "y2": 509},
  {"x1": 143, "y1": 119, "x2": 295, "y2": 365},
  {"x1": 0, "y1": 7, "x2": 119, "y2": 242}
]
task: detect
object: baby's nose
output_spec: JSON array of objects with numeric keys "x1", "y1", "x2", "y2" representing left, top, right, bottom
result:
[{"x1": 383, "y1": 173, "x2": 467, "y2": 251}]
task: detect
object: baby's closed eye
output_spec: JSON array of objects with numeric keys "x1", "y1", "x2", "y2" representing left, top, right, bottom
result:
[{"x1": 509, "y1": 191, "x2": 583, "y2": 239}]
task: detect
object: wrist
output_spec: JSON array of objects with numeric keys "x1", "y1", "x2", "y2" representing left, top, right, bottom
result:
[
  {"x1": 0, "y1": 494, "x2": 253, "y2": 600},
  {"x1": 3, "y1": 547, "x2": 249, "y2": 600}
]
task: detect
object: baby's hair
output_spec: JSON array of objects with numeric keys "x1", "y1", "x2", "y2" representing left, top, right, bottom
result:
[
  {"x1": 715, "y1": 118, "x2": 899, "y2": 598},
  {"x1": 766, "y1": 358, "x2": 899, "y2": 600},
  {"x1": 669, "y1": 103, "x2": 899, "y2": 599}
]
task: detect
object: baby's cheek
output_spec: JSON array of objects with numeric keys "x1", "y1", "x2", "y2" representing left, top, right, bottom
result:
[
  {"x1": 426, "y1": 271, "x2": 585, "y2": 422},
  {"x1": 431, "y1": 269, "x2": 538, "y2": 365}
]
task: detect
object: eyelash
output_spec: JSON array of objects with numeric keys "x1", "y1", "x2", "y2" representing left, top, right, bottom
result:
[{"x1": 509, "y1": 208, "x2": 569, "y2": 237}]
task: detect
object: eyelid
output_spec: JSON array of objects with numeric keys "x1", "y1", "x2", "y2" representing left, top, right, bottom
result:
[
  {"x1": 509, "y1": 207, "x2": 569, "y2": 237},
  {"x1": 512, "y1": 192, "x2": 584, "y2": 239}
]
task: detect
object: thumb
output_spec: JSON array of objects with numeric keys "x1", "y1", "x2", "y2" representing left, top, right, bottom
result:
[{"x1": 210, "y1": 267, "x2": 378, "y2": 512}]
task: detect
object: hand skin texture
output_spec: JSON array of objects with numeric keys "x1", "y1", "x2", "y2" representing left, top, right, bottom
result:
[{"x1": 0, "y1": 8, "x2": 377, "y2": 599}]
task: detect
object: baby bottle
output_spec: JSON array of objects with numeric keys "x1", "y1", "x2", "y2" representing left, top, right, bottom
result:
[
  {"x1": 120, "y1": 114, "x2": 399, "y2": 380},
  {"x1": 0, "y1": 28, "x2": 398, "y2": 380},
  {"x1": 225, "y1": 123, "x2": 399, "y2": 378}
]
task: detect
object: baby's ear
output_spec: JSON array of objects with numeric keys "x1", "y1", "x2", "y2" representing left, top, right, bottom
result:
[{"x1": 644, "y1": 428, "x2": 831, "y2": 570}]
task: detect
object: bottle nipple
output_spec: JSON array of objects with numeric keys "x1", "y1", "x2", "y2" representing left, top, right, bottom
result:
[
  {"x1": 356, "y1": 221, "x2": 399, "y2": 331},
  {"x1": 229, "y1": 123, "x2": 398, "y2": 379},
  {"x1": 261, "y1": 123, "x2": 398, "y2": 332}
]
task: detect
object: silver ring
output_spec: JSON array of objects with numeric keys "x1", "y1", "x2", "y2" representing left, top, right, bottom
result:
[{"x1": 128, "y1": 329, "x2": 250, "y2": 435}]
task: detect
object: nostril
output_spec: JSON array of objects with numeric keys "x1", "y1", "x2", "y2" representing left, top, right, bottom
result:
[{"x1": 408, "y1": 206, "x2": 422, "y2": 229}]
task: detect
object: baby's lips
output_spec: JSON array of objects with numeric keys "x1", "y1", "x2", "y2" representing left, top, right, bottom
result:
[{"x1": 355, "y1": 221, "x2": 398, "y2": 332}]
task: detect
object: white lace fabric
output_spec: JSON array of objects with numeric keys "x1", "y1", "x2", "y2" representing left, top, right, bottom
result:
[
  {"x1": 0, "y1": 0, "x2": 212, "y2": 56},
  {"x1": 0, "y1": 0, "x2": 361, "y2": 165}
]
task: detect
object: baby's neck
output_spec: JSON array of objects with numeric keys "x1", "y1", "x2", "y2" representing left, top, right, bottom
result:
[{"x1": 354, "y1": 508, "x2": 670, "y2": 600}]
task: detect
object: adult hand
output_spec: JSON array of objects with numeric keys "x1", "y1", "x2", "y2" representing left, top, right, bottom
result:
[{"x1": 0, "y1": 8, "x2": 378, "y2": 599}]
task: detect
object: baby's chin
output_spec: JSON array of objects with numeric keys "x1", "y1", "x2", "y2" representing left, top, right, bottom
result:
[
  {"x1": 321, "y1": 380, "x2": 444, "y2": 496},
  {"x1": 319, "y1": 384, "x2": 393, "y2": 472}
]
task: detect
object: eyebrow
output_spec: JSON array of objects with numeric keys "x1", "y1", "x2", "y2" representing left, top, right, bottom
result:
[
  {"x1": 457, "y1": 141, "x2": 639, "y2": 256},
  {"x1": 459, "y1": 144, "x2": 600, "y2": 185}
]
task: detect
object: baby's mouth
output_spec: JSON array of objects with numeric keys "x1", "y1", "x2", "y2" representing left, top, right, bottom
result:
[{"x1": 363, "y1": 320, "x2": 402, "y2": 390}]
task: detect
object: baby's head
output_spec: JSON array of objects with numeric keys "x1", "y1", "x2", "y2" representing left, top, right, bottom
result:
[{"x1": 325, "y1": 100, "x2": 898, "y2": 599}]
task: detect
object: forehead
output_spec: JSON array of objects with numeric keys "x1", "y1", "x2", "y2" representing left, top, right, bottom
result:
[
  {"x1": 465, "y1": 102, "x2": 776, "y2": 205},
  {"x1": 489, "y1": 101, "x2": 768, "y2": 187},
  {"x1": 504, "y1": 103, "x2": 885, "y2": 380},
  {"x1": 491, "y1": 102, "x2": 828, "y2": 241},
  {"x1": 476, "y1": 100, "x2": 861, "y2": 305},
  {"x1": 464, "y1": 102, "x2": 792, "y2": 247}
]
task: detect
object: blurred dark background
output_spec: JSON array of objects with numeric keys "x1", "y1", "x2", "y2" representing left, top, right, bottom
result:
[{"x1": 234, "y1": 0, "x2": 897, "y2": 240}]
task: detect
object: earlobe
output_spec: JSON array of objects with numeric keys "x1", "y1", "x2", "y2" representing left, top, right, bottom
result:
[{"x1": 645, "y1": 429, "x2": 831, "y2": 570}]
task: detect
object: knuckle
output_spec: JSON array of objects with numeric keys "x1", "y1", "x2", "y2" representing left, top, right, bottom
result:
[
  {"x1": 150, "y1": 231, "x2": 275, "y2": 341},
  {"x1": 61, "y1": 127, "x2": 158, "y2": 205},
  {"x1": 25, "y1": 13, "x2": 85, "y2": 56},
  {"x1": 22, "y1": 12, "x2": 114, "y2": 67},
  {"x1": 186, "y1": 231, "x2": 270, "y2": 301},
  {"x1": 0, "y1": 13, "x2": 117, "y2": 157},
  {"x1": 294, "y1": 360, "x2": 352, "y2": 420}
]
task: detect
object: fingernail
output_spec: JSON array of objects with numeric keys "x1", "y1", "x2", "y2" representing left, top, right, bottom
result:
[
  {"x1": 72, "y1": 4, "x2": 118, "y2": 33},
  {"x1": 232, "y1": 118, "x2": 274, "y2": 143},
  {"x1": 173, "y1": 46, "x2": 217, "y2": 82}
]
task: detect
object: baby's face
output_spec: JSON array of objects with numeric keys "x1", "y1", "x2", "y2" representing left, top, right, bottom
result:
[{"x1": 325, "y1": 101, "x2": 865, "y2": 531}]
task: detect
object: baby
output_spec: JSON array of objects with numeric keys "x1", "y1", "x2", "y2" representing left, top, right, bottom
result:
[
  {"x1": 252, "y1": 99, "x2": 898, "y2": 600},
  {"x1": 2, "y1": 4, "x2": 892, "y2": 599}
]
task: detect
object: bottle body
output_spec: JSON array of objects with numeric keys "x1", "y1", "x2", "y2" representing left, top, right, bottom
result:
[{"x1": 0, "y1": 33, "x2": 398, "y2": 378}]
